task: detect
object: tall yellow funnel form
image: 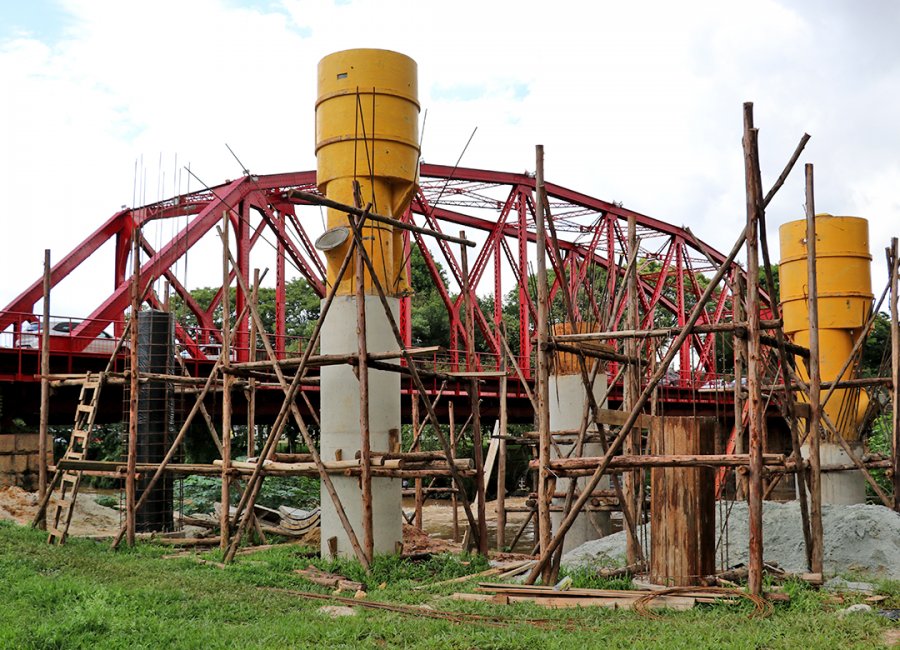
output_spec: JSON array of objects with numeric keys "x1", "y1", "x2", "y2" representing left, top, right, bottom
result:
[
  {"x1": 316, "y1": 49, "x2": 419, "y2": 295},
  {"x1": 779, "y1": 215, "x2": 873, "y2": 444}
]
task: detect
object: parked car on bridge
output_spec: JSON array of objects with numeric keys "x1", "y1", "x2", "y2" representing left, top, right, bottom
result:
[{"x1": 18, "y1": 320, "x2": 120, "y2": 354}]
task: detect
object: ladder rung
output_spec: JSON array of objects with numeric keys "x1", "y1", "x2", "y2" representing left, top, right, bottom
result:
[
  {"x1": 47, "y1": 526, "x2": 65, "y2": 539},
  {"x1": 77, "y1": 404, "x2": 95, "y2": 414}
]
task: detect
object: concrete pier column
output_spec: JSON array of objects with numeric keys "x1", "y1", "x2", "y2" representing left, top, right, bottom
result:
[
  {"x1": 801, "y1": 442, "x2": 867, "y2": 505},
  {"x1": 319, "y1": 296, "x2": 401, "y2": 557},
  {"x1": 548, "y1": 372, "x2": 610, "y2": 554}
]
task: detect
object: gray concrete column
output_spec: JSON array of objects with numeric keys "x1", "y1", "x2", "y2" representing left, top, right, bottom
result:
[
  {"x1": 549, "y1": 372, "x2": 611, "y2": 554},
  {"x1": 319, "y1": 296, "x2": 401, "y2": 557},
  {"x1": 801, "y1": 442, "x2": 867, "y2": 505}
]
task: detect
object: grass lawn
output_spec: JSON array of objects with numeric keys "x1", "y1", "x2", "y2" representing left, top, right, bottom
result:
[{"x1": 0, "y1": 521, "x2": 897, "y2": 649}]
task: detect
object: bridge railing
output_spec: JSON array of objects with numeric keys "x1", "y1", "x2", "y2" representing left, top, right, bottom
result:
[
  {"x1": 1, "y1": 309, "x2": 740, "y2": 406},
  {"x1": 0, "y1": 311, "x2": 124, "y2": 354}
]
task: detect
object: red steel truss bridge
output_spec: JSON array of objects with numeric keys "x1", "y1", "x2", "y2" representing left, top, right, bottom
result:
[{"x1": 0, "y1": 164, "x2": 750, "y2": 425}]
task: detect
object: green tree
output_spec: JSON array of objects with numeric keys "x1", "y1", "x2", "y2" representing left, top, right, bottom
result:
[
  {"x1": 409, "y1": 247, "x2": 451, "y2": 348},
  {"x1": 861, "y1": 311, "x2": 890, "y2": 377},
  {"x1": 169, "y1": 277, "x2": 321, "y2": 344}
]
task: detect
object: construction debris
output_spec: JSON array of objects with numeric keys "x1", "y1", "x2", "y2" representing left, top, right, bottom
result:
[{"x1": 294, "y1": 565, "x2": 363, "y2": 592}]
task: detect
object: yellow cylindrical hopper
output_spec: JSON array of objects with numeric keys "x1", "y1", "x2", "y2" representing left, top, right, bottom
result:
[
  {"x1": 316, "y1": 49, "x2": 419, "y2": 296},
  {"x1": 779, "y1": 215, "x2": 873, "y2": 441}
]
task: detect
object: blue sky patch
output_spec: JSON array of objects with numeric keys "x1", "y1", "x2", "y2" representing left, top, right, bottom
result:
[{"x1": 0, "y1": 0, "x2": 70, "y2": 42}]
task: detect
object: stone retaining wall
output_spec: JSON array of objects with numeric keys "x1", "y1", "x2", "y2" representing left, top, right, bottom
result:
[{"x1": 0, "y1": 434, "x2": 52, "y2": 491}]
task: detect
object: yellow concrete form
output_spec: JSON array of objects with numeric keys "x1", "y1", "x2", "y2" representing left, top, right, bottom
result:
[
  {"x1": 316, "y1": 49, "x2": 419, "y2": 296},
  {"x1": 779, "y1": 215, "x2": 873, "y2": 441}
]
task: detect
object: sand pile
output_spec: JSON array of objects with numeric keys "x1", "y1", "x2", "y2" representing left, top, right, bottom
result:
[
  {"x1": 562, "y1": 501, "x2": 900, "y2": 579},
  {"x1": 0, "y1": 485, "x2": 121, "y2": 536}
]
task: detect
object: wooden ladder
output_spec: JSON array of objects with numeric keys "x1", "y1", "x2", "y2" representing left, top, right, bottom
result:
[{"x1": 47, "y1": 373, "x2": 103, "y2": 544}]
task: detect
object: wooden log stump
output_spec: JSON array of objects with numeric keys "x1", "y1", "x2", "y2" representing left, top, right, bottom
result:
[{"x1": 650, "y1": 416, "x2": 716, "y2": 587}]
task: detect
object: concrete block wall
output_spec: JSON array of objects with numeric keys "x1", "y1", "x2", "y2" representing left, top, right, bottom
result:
[{"x1": 0, "y1": 434, "x2": 52, "y2": 491}]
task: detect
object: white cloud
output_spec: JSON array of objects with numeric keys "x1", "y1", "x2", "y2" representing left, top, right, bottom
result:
[{"x1": 1, "y1": 0, "x2": 898, "y2": 316}]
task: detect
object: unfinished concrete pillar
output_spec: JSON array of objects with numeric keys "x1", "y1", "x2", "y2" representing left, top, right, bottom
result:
[
  {"x1": 548, "y1": 335, "x2": 610, "y2": 554},
  {"x1": 319, "y1": 296, "x2": 401, "y2": 556}
]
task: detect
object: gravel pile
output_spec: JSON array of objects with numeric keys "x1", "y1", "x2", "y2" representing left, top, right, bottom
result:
[{"x1": 562, "y1": 501, "x2": 900, "y2": 579}]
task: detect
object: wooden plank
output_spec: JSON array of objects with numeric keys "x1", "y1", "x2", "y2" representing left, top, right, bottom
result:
[
  {"x1": 595, "y1": 408, "x2": 654, "y2": 429},
  {"x1": 444, "y1": 371, "x2": 507, "y2": 378},
  {"x1": 450, "y1": 592, "x2": 695, "y2": 610}
]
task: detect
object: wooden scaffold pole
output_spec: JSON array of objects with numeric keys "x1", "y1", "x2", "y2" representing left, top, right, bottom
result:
[
  {"x1": 742, "y1": 102, "x2": 765, "y2": 596},
  {"x1": 411, "y1": 394, "x2": 423, "y2": 529},
  {"x1": 220, "y1": 211, "x2": 233, "y2": 551},
  {"x1": 36, "y1": 249, "x2": 51, "y2": 530},
  {"x1": 449, "y1": 401, "x2": 459, "y2": 542},
  {"x1": 624, "y1": 215, "x2": 642, "y2": 566},
  {"x1": 805, "y1": 164, "x2": 825, "y2": 574},
  {"x1": 534, "y1": 144, "x2": 553, "y2": 583},
  {"x1": 247, "y1": 268, "x2": 260, "y2": 456},
  {"x1": 496, "y1": 323, "x2": 509, "y2": 550},
  {"x1": 126, "y1": 227, "x2": 140, "y2": 547},
  {"x1": 890, "y1": 237, "x2": 900, "y2": 512},
  {"x1": 355, "y1": 212, "x2": 374, "y2": 563},
  {"x1": 461, "y1": 231, "x2": 489, "y2": 555}
]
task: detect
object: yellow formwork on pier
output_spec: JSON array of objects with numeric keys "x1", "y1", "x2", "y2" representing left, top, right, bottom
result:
[
  {"x1": 316, "y1": 49, "x2": 420, "y2": 296},
  {"x1": 779, "y1": 215, "x2": 873, "y2": 441}
]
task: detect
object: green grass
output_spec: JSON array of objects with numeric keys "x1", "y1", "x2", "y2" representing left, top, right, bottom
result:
[{"x1": 0, "y1": 521, "x2": 897, "y2": 649}]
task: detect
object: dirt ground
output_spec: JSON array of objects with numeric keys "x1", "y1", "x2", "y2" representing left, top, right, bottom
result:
[
  {"x1": 0, "y1": 485, "x2": 535, "y2": 554},
  {"x1": 404, "y1": 496, "x2": 534, "y2": 554},
  {"x1": 0, "y1": 485, "x2": 121, "y2": 537}
]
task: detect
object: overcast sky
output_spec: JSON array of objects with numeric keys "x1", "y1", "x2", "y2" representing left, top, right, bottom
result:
[{"x1": 1, "y1": 0, "x2": 898, "y2": 317}]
